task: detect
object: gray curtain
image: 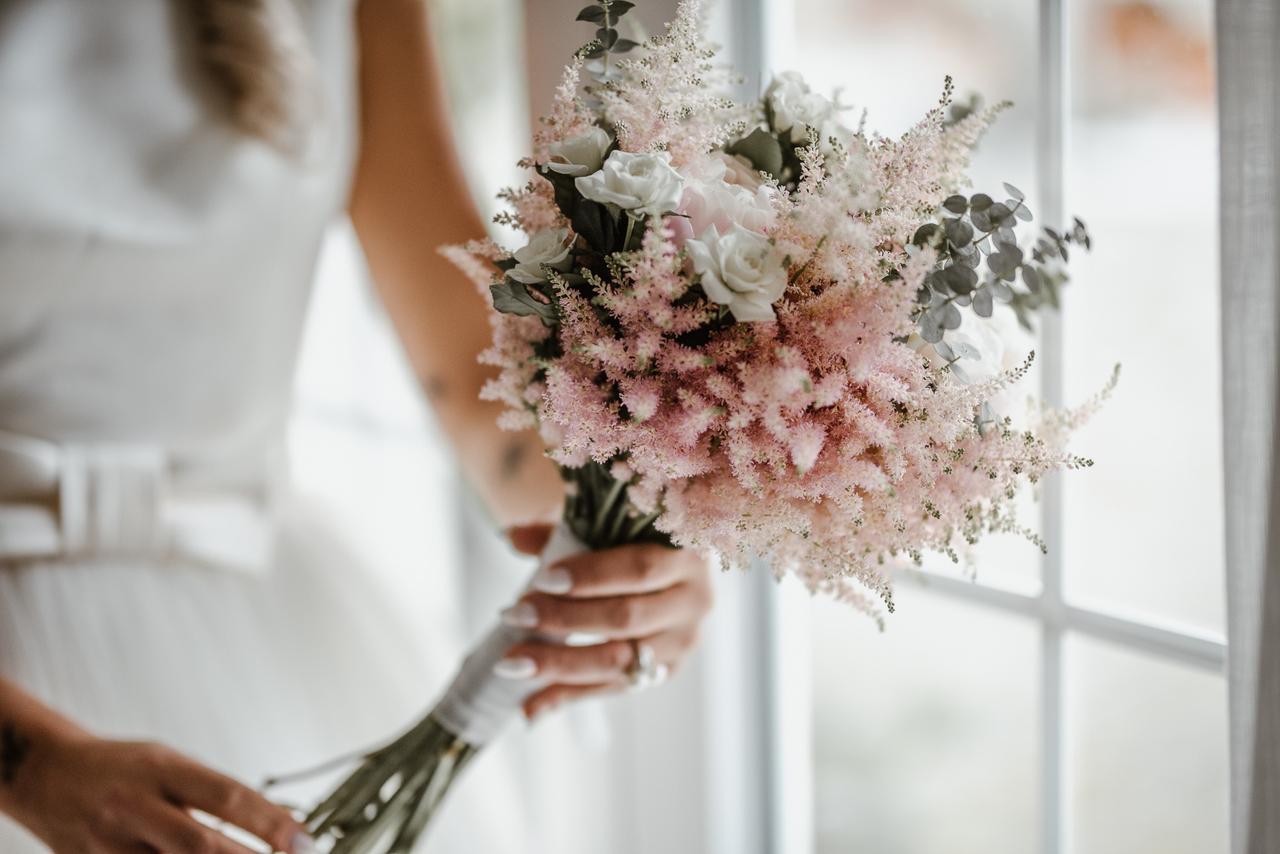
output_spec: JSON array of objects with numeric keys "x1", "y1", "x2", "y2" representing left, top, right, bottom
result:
[{"x1": 1219, "y1": 1, "x2": 1280, "y2": 851}]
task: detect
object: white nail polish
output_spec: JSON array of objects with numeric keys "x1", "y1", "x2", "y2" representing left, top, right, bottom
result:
[
  {"x1": 493, "y1": 656, "x2": 538, "y2": 679},
  {"x1": 500, "y1": 601, "x2": 538, "y2": 628},
  {"x1": 531, "y1": 565, "x2": 573, "y2": 594},
  {"x1": 292, "y1": 832, "x2": 318, "y2": 854}
]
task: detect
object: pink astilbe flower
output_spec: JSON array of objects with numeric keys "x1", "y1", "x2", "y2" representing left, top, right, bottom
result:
[{"x1": 596, "y1": 1, "x2": 743, "y2": 164}]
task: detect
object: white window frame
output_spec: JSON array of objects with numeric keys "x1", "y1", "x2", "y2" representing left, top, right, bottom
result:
[{"x1": 714, "y1": 2, "x2": 1230, "y2": 853}]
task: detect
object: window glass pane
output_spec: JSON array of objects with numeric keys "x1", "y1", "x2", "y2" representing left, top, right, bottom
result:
[
  {"x1": 788, "y1": 0, "x2": 1046, "y2": 594},
  {"x1": 1061, "y1": 0, "x2": 1224, "y2": 631},
  {"x1": 812, "y1": 588, "x2": 1039, "y2": 854},
  {"x1": 1066, "y1": 635, "x2": 1228, "y2": 854}
]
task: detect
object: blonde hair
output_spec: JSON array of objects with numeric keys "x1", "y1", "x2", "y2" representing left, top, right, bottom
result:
[{"x1": 189, "y1": 0, "x2": 318, "y2": 153}]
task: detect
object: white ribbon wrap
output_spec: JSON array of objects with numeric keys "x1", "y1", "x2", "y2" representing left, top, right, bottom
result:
[{"x1": 431, "y1": 523, "x2": 588, "y2": 746}]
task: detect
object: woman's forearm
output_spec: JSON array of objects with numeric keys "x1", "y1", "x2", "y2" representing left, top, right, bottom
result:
[
  {"x1": 0, "y1": 679, "x2": 86, "y2": 818},
  {"x1": 350, "y1": 0, "x2": 562, "y2": 526}
]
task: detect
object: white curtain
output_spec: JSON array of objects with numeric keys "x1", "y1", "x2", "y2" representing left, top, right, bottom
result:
[{"x1": 1219, "y1": 1, "x2": 1280, "y2": 851}]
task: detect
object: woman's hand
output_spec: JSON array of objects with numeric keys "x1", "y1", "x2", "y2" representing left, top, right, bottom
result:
[
  {"x1": 6, "y1": 730, "x2": 312, "y2": 854},
  {"x1": 497, "y1": 525, "x2": 714, "y2": 721}
]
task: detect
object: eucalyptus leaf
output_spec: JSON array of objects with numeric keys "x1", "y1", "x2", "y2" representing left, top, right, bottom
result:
[
  {"x1": 944, "y1": 218, "x2": 974, "y2": 249},
  {"x1": 987, "y1": 202, "x2": 1013, "y2": 226},
  {"x1": 943, "y1": 195, "x2": 968, "y2": 214},
  {"x1": 1014, "y1": 204, "x2": 1033, "y2": 222},
  {"x1": 596, "y1": 27, "x2": 619, "y2": 48},
  {"x1": 491, "y1": 281, "x2": 557, "y2": 325},
  {"x1": 942, "y1": 302, "x2": 962, "y2": 330},
  {"x1": 727, "y1": 128, "x2": 783, "y2": 177},
  {"x1": 610, "y1": 0, "x2": 635, "y2": 16},
  {"x1": 576, "y1": 5, "x2": 605, "y2": 22},
  {"x1": 944, "y1": 263, "x2": 977, "y2": 295},
  {"x1": 952, "y1": 341, "x2": 982, "y2": 360},
  {"x1": 912, "y1": 223, "x2": 942, "y2": 248},
  {"x1": 613, "y1": 38, "x2": 640, "y2": 53},
  {"x1": 970, "y1": 208, "x2": 992, "y2": 233},
  {"x1": 920, "y1": 311, "x2": 944, "y2": 344},
  {"x1": 933, "y1": 340, "x2": 956, "y2": 362},
  {"x1": 1021, "y1": 266, "x2": 1041, "y2": 293},
  {"x1": 969, "y1": 193, "x2": 993, "y2": 211},
  {"x1": 1003, "y1": 182, "x2": 1026, "y2": 201},
  {"x1": 973, "y1": 287, "x2": 994, "y2": 317}
]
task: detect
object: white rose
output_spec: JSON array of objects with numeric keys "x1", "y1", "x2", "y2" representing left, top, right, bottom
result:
[
  {"x1": 686, "y1": 224, "x2": 787, "y2": 322},
  {"x1": 680, "y1": 155, "x2": 775, "y2": 237},
  {"x1": 575, "y1": 150, "x2": 686, "y2": 218},
  {"x1": 545, "y1": 127, "x2": 612, "y2": 177},
  {"x1": 767, "y1": 71, "x2": 838, "y2": 144},
  {"x1": 509, "y1": 228, "x2": 573, "y2": 284}
]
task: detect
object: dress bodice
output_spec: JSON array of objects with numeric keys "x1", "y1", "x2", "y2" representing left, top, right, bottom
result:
[{"x1": 0, "y1": 0, "x2": 357, "y2": 462}]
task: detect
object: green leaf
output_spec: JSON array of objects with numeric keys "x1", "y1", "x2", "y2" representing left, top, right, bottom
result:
[
  {"x1": 944, "y1": 263, "x2": 978, "y2": 295},
  {"x1": 726, "y1": 128, "x2": 784, "y2": 177},
  {"x1": 944, "y1": 218, "x2": 974, "y2": 249},
  {"x1": 571, "y1": 199, "x2": 618, "y2": 253},
  {"x1": 494, "y1": 257, "x2": 518, "y2": 272},
  {"x1": 609, "y1": 0, "x2": 636, "y2": 16},
  {"x1": 541, "y1": 168, "x2": 580, "y2": 221},
  {"x1": 491, "y1": 281, "x2": 557, "y2": 325},
  {"x1": 576, "y1": 5, "x2": 606, "y2": 23},
  {"x1": 942, "y1": 302, "x2": 963, "y2": 330},
  {"x1": 596, "y1": 27, "x2": 619, "y2": 49},
  {"x1": 943, "y1": 194, "x2": 969, "y2": 215},
  {"x1": 613, "y1": 38, "x2": 640, "y2": 53},
  {"x1": 969, "y1": 193, "x2": 993, "y2": 211},
  {"x1": 1003, "y1": 181, "x2": 1026, "y2": 201},
  {"x1": 972, "y1": 286, "x2": 994, "y2": 317},
  {"x1": 911, "y1": 223, "x2": 942, "y2": 248}
]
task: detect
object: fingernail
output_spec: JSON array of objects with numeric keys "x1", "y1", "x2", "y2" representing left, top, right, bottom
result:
[
  {"x1": 531, "y1": 565, "x2": 573, "y2": 594},
  {"x1": 500, "y1": 601, "x2": 538, "y2": 628},
  {"x1": 291, "y1": 832, "x2": 317, "y2": 854},
  {"x1": 493, "y1": 656, "x2": 538, "y2": 679}
]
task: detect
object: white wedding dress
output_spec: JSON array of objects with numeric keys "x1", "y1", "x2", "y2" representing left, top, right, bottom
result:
[{"x1": 0, "y1": 1, "x2": 524, "y2": 850}]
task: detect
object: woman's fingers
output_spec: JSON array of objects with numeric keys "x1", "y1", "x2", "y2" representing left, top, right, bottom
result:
[
  {"x1": 530, "y1": 543, "x2": 706, "y2": 597},
  {"x1": 504, "y1": 582, "x2": 711, "y2": 639},
  {"x1": 521, "y1": 681, "x2": 628, "y2": 721},
  {"x1": 497, "y1": 627, "x2": 698, "y2": 685},
  {"x1": 155, "y1": 750, "x2": 309, "y2": 854},
  {"x1": 508, "y1": 523, "x2": 554, "y2": 556},
  {"x1": 130, "y1": 798, "x2": 258, "y2": 854}
]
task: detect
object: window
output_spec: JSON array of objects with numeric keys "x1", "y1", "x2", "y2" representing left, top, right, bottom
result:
[{"x1": 723, "y1": 1, "x2": 1230, "y2": 852}]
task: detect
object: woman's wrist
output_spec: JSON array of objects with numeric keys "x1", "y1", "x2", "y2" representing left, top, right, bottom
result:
[{"x1": 0, "y1": 682, "x2": 92, "y2": 823}]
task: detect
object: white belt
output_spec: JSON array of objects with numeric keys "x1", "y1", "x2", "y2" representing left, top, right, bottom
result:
[{"x1": 0, "y1": 430, "x2": 276, "y2": 572}]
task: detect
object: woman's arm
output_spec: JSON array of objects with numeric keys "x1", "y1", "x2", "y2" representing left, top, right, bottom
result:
[
  {"x1": 349, "y1": 0, "x2": 562, "y2": 527},
  {"x1": 0, "y1": 678, "x2": 309, "y2": 853}
]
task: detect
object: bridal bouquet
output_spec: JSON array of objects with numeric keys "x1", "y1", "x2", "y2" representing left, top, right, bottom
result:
[{"x1": 294, "y1": 1, "x2": 1111, "y2": 849}]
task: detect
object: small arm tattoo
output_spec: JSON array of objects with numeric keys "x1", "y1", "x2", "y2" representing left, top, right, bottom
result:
[
  {"x1": 424, "y1": 376, "x2": 450, "y2": 402},
  {"x1": 1, "y1": 722, "x2": 31, "y2": 784},
  {"x1": 500, "y1": 440, "x2": 527, "y2": 481}
]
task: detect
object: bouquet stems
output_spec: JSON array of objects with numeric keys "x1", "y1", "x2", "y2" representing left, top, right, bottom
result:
[{"x1": 287, "y1": 460, "x2": 661, "y2": 852}]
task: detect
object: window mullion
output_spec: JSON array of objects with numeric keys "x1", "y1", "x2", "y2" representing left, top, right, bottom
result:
[{"x1": 1037, "y1": 0, "x2": 1068, "y2": 853}]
